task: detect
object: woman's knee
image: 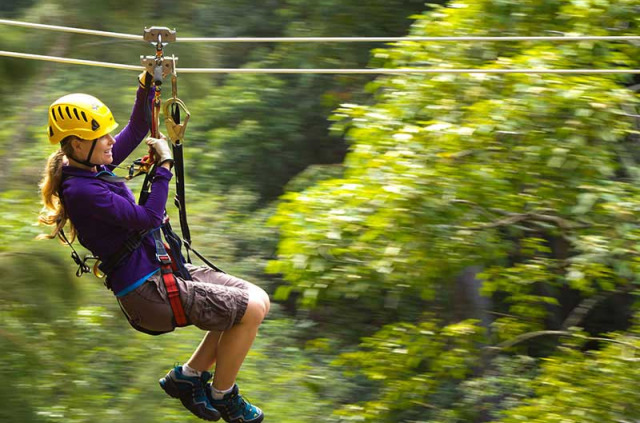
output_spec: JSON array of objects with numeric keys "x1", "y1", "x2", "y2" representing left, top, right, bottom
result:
[
  {"x1": 248, "y1": 285, "x2": 270, "y2": 316},
  {"x1": 241, "y1": 289, "x2": 269, "y2": 325},
  {"x1": 258, "y1": 287, "x2": 270, "y2": 315}
]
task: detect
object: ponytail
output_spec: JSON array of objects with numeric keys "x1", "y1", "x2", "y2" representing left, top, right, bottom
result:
[{"x1": 37, "y1": 141, "x2": 76, "y2": 242}]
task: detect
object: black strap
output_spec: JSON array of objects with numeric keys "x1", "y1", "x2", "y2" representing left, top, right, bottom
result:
[
  {"x1": 138, "y1": 163, "x2": 157, "y2": 206},
  {"x1": 98, "y1": 220, "x2": 194, "y2": 284},
  {"x1": 186, "y1": 241, "x2": 225, "y2": 273},
  {"x1": 68, "y1": 139, "x2": 100, "y2": 168},
  {"x1": 161, "y1": 220, "x2": 192, "y2": 279},
  {"x1": 98, "y1": 229, "x2": 150, "y2": 276},
  {"x1": 171, "y1": 109, "x2": 192, "y2": 263},
  {"x1": 173, "y1": 144, "x2": 190, "y2": 245},
  {"x1": 58, "y1": 227, "x2": 98, "y2": 277},
  {"x1": 85, "y1": 139, "x2": 98, "y2": 165}
]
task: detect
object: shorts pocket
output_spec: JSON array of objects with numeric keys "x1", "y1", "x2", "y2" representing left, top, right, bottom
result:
[
  {"x1": 189, "y1": 284, "x2": 239, "y2": 332},
  {"x1": 132, "y1": 277, "x2": 166, "y2": 304}
]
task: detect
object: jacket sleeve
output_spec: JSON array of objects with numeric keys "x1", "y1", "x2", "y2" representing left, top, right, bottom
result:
[
  {"x1": 74, "y1": 167, "x2": 172, "y2": 230},
  {"x1": 110, "y1": 86, "x2": 154, "y2": 166}
]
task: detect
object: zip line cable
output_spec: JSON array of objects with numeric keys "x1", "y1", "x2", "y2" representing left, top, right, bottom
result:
[
  {"x1": 2, "y1": 18, "x2": 640, "y2": 43},
  {"x1": 2, "y1": 50, "x2": 639, "y2": 74},
  {"x1": 0, "y1": 19, "x2": 141, "y2": 40},
  {"x1": 2, "y1": 19, "x2": 639, "y2": 74},
  {"x1": 175, "y1": 35, "x2": 640, "y2": 43},
  {"x1": 178, "y1": 68, "x2": 640, "y2": 74},
  {"x1": 1, "y1": 50, "x2": 140, "y2": 71}
]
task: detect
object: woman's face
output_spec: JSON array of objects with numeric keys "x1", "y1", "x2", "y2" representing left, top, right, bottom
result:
[{"x1": 72, "y1": 134, "x2": 116, "y2": 167}]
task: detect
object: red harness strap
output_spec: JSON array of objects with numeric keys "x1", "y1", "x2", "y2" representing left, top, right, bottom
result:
[{"x1": 157, "y1": 253, "x2": 188, "y2": 327}]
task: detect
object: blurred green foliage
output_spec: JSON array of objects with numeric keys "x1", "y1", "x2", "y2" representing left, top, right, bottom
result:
[
  {"x1": 269, "y1": 0, "x2": 640, "y2": 421},
  {"x1": 2, "y1": 0, "x2": 640, "y2": 422},
  {"x1": 1, "y1": 1, "x2": 432, "y2": 422}
]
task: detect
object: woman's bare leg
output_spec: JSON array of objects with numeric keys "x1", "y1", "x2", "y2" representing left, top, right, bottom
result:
[
  {"x1": 186, "y1": 331, "x2": 223, "y2": 371},
  {"x1": 186, "y1": 284, "x2": 270, "y2": 389}
]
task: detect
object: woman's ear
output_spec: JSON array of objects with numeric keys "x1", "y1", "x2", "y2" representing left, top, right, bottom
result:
[{"x1": 69, "y1": 137, "x2": 82, "y2": 153}]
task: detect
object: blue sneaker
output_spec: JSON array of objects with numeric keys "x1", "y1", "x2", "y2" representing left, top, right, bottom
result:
[
  {"x1": 159, "y1": 365, "x2": 221, "y2": 421},
  {"x1": 208, "y1": 384, "x2": 264, "y2": 423}
]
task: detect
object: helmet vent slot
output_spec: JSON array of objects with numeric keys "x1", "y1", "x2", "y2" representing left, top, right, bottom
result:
[
  {"x1": 91, "y1": 119, "x2": 100, "y2": 131},
  {"x1": 65, "y1": 106, "x2": 72, "y2": 119},
  {"x1": 51, "y1": 108, "x2": 58, "y2": 122},
  {"x1": 58, "y1": 106, "x2": 64, "y2": 120},
  {"x1": 80, "y1": 111, "x2": 87, "y2": 122},
  {"x1": 49, "y1": 126, "x2": 54, "y2": 137},
  {"x1": 73, "y1": 108, "x2": 80, "y2": 120}
]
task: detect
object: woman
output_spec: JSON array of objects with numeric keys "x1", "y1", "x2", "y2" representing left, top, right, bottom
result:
[{"x1": 38, "y1": 74, "x2": 269, "y2": 423}]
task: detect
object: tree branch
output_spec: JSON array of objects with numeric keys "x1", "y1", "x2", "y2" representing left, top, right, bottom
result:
[
  {"x1": 628, "y1": 83, "x2": 640, "y2": 92},
  {"x1": 561, "y1": 284, "x2": 635, "y2": 330},
  {"x1": 487, "y1": 330, "x2": 570, "y2": 351},
  {"x1": 450, "y1": 199, "x2": 499, "y2": 220},
  {"x1": 485, "y1": 329, "x2": 640, "y2": 353},
  {"x1": 451, "y1": 212, "x2": 589, "y2": 232}
]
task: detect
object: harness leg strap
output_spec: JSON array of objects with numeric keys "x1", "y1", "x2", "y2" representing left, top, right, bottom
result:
[
  {"x1": 155, "y1": 235, "x2": 189, "y2": 327},
  {"x1": 161, "y1": 265, "x2": 188, "y2": 327}
]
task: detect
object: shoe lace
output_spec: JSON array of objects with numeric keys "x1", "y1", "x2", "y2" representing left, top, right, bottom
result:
[
  {"x1": 192, "y1": 373, "x2": 212, "y2": 395},
  {"x1": 193, "y1": 381, "x2": 205, "y2": 395},
  {"x1": 228, "y1": 393, "x2": 253, "y2": 416}
]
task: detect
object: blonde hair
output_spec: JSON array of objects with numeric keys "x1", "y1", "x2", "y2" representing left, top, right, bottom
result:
[{"x1": 37, "y1": 140, "x2": 76, "y2": 242}]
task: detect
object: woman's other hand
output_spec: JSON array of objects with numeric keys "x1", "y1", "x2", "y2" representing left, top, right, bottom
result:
[{"x1": 146, "y1": 136, "x2": 173, "y2": 168}]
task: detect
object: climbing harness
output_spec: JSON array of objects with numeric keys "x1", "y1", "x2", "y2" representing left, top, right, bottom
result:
[
  {"x1": 126, "y1": 26, "x2": 189, "y2": 329},
  {"x1": 60, "y1": 26, "x2": 223, "y2": 331},
  {"x1": 58, "y1": 227, "x2": 101, "y2": 277}
]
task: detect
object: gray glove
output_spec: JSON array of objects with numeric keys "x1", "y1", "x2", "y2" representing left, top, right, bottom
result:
[{"x1": 146, "y1": 136, "x2": 173, "y2": 166}]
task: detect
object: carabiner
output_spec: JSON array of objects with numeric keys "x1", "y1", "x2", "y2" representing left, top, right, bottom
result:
[
  {"x1": 164, "y1": 97, "x2": 191, "y2": 145},
  {"x1": 93, "y1": 260, "x2": 105, "y2": 279}
]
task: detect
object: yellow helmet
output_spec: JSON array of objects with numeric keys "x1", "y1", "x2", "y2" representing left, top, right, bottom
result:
[{"x1": 47, "y1": 93, "x2": 119, "y2": 144}]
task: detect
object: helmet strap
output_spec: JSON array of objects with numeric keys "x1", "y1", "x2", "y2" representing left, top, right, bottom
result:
[{"x1": 68, "y1": 139, "x2": 99, "y2": 169}]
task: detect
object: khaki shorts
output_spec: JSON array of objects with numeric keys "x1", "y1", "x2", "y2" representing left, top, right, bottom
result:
[{"x1": 118, "y1": 263, "x2": 250, "y2": 333}]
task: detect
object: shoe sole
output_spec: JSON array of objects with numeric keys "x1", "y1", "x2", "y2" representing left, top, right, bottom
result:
[{"x1": 159, "y1": 376, "x2": 221, "y2": 421}]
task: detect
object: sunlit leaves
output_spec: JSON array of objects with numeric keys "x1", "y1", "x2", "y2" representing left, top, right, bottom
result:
[
  {"x1": 270, "y1": 0, "x2": 640, "y2": 421},
  {"x1": 333, "y1": 320, "x2": 484, "y2": 421},
  {"x1": 499, "y1": 333, "x2": 640, "y2": 422}
]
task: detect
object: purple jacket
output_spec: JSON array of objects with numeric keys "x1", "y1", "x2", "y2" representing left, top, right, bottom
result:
[{"x1": 61, "y1": 87, "x2": 172, "y2": 296}]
